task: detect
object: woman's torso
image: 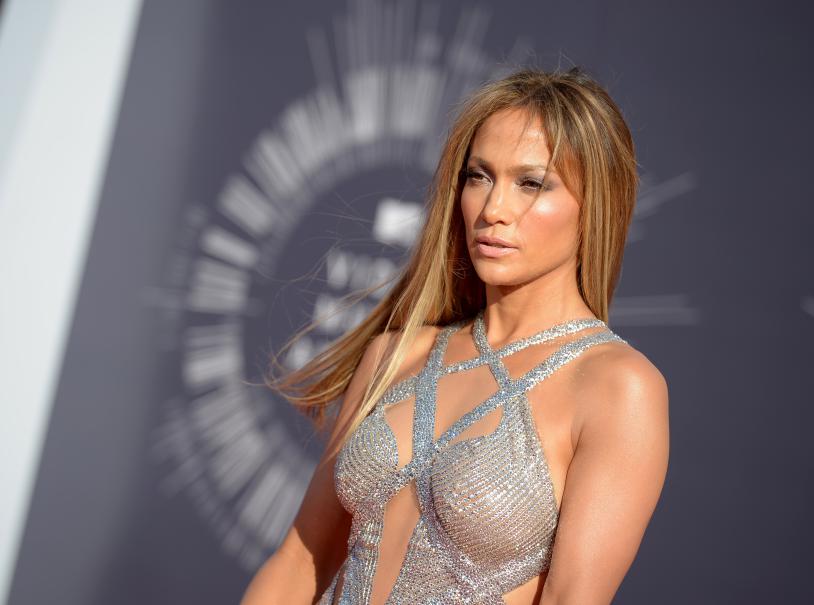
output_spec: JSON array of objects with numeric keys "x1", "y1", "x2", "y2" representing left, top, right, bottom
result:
[{"x1": 318, "y1": 309, "x2": 628, "y2": 605}]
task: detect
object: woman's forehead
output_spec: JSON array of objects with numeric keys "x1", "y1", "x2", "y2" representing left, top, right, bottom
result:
[{"x1": 470, "y1": 108, "x2": 550, "y2": 164}]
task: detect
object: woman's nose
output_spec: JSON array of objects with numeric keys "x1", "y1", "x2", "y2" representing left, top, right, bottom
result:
[{"x1": 481, "y1": 181, "x2": 514, "y2": 225}]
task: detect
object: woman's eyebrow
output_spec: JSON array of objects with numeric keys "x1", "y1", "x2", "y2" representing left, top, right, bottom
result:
[{"x1": 468, "y1": 155, "x2": 552, "y2": 174}]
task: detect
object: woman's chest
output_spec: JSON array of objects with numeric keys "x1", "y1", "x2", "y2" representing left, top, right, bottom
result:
[{"x1": 334, "y1": 401, "x2": 560, "y2": 564}]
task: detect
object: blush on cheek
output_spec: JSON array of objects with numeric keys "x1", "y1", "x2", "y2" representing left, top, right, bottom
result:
[
  {"x1": 520, "y1": 201, "x2": 579, "y2": 260},
  {"x1": 525, "y1": 199, "x2": 576, "y2": 236}
]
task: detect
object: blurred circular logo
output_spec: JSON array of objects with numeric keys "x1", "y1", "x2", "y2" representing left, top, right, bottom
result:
[{"x1": 148, "y1": 0, "x2": 533, "y2": 570}]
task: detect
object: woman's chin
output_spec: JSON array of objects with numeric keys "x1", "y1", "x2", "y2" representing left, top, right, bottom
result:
[{"x1": 473, "y1": 267, "x2": 524, "y2": 288}]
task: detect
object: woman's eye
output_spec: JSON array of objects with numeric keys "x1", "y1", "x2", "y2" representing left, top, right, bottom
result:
[
  {"x1": 521, "y1": 179, "x2": 553, "y2": 191},
  {"x1": 464, "y1": 169, "x2": 551, "y2": 192},
  {"x1": 465, "y1": 168, "x2": 488, "y2": 183}
]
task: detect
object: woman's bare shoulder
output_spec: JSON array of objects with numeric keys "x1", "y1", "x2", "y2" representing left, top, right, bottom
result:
[
  {"x1": 372, "y1": 323, "x2": 445, "y2": 382},
  {"x1": 327, "y1": 323, "x2": 444, "y2": 454},
  {"x1": 343, "y1": 322, "x2": 446, "y2": 404},
  {"x1": 571, "y1": 338, "x2": 669, "y2": 434}
]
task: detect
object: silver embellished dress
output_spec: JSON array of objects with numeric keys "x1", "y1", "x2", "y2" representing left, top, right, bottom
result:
[{"x1": 318, "y1": 308, "x2": 627, "y2": 604}]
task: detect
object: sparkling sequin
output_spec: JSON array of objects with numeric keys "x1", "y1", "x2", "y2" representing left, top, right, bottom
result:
[{"x1": 318, "y1": 309, "x2": 627, "y2": 604}]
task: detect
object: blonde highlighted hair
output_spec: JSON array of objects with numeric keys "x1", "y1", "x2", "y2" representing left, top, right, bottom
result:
[{"x1": 265, "y1": 66, "x2": 639, "y2": 452}]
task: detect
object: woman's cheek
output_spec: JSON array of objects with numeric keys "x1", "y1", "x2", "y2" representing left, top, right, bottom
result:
[{"x1": 521, "y1": 200, "x2": 579, "y2": 261}]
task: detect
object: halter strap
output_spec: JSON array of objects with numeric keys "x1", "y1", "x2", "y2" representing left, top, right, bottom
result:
[{"x1": 388, "y1": 311, "x2": 627, "y2": 474}]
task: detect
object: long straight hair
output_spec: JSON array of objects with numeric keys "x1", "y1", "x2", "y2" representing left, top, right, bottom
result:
[{"x1": 265, "y1": 66, "x2": 639, "y2": 452}]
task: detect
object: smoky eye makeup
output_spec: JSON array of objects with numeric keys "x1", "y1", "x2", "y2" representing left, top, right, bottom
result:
[
  {"x1": 462, "y1": 165, "x2": 555, "y2": 192},
  {"x1": 463, "y1": 167, "x2": 487, "y2": 182}
]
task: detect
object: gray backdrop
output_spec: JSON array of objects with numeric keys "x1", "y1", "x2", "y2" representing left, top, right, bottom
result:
[{"x1": 8, "y1": 0, "x2": 814, "y2": 603}]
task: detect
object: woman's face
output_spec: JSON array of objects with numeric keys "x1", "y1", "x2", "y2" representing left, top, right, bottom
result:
[{"x1": 460, "y1": 106, "x2": 581, "y2": 289}]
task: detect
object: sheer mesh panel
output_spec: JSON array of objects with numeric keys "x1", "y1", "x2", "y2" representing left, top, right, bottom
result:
[
  {"x1": 320, "y1": 311, "x2": 628, "y2": 605},
  {"x1": 371, "y1": 393, "x2": 419, "y2": 604}
]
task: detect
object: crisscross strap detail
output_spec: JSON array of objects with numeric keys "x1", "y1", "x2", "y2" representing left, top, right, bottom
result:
[
  {"x1": 434, "y1": 327, "x2": 626, "y2": 450},
  {"x1": 377, "y1": 311, "x2": 607, "y2": 405},
  {"x1": 412, "y1": 315, "x2": 626, "y2": 604},
  {"x1": 324, "y1": 309, "x2": 629, "y2": 605},
  {"x1": 361, "y1": 313, "x2": 627, "y2": 505}
]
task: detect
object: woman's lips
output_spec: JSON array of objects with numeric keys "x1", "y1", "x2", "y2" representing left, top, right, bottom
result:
[{"x1": 476, "y1": 242, "x2": 518, "y2": 258}]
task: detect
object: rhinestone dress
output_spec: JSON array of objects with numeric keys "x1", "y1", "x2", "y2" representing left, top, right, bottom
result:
[{"x1": 317, "y1": 308, "x2": 627, "y2": 605}]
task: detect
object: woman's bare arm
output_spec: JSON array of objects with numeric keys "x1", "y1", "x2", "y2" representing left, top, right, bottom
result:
[
  {"x1": 539, "y1": 347, "x2": 670, "y2": 605},
  {"x1": 240, "y1": 331, "x2": 395, "y2": 605}
]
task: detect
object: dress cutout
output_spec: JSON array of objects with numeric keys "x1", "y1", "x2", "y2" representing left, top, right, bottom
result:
[{"x1": 317, "y1": 308, "x2": 627, "y2": 604}]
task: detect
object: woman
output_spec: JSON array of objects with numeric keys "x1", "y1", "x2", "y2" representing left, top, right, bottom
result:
[{"x1": 241, "y1": 66, "x2": 670, "y2": 605}]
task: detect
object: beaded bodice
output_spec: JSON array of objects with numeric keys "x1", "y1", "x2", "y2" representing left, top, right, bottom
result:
[{"x1": 317, "y1": 309, "x2": 627, "y2": 604}]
